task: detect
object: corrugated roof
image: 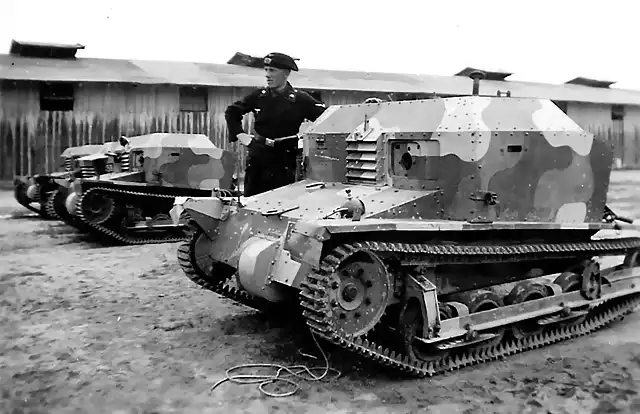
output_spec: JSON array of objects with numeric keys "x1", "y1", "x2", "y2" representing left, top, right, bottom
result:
[
  {"x1": 479, "y1": 79, "x2": 640, "y2": 106},
  {"x1": 0, "y1": 54, "x2": 473, "y2": 94},
  {"x1": 2, "y1": 54, "x2": 640, "y2": 106}
]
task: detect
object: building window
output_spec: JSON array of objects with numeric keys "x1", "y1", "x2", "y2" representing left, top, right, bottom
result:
[
  {"x1": 179, "y1": 86, "x2": 208, "y2": 112},
  {"x1": 612, "y1": 105, "x2": 624, "y2": 121},
  {"x1": 1, "y1": 80, "x2": 18, "y2": 92},
  {"x1": 40, "y1": 82, "x2": 74, "y2": 112}
]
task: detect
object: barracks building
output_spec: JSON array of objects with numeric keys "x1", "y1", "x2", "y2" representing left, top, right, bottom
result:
[{"x1": 1, "y1": 40, "x2": 640, "y2": 180}]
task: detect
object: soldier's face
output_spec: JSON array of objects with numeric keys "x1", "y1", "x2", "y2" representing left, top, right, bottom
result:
[{"x1": 265, "y1": 67, "x2": 289, "y2": 89}]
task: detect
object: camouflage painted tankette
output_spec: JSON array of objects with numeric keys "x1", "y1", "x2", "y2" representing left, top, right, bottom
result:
[
  {"x1": 172, "y1": 71, "x2": 640, "y2": 378},
  {"x1": 64, "y1": 132, "x2": 238, "y2": 245},
  {"x1": 13, "y1": 142, "x2": 122, "y2": 220}
]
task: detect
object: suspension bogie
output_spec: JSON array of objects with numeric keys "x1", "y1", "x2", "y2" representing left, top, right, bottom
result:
[{"x1": 294, "y1": 231, "x2": 640, "y2": 376}]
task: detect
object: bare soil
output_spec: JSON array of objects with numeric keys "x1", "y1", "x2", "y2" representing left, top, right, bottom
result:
[{"x1": 1, "y1": 172, "x2": 640, "y2": 414}]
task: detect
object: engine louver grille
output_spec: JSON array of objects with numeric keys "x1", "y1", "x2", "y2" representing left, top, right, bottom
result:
[
  {"x1": 80, "y1": 166, "x2": 97, "y2": 178},
  {"x1": 345, "y1": 132, "x2": 380, "y2": 184},
  {"x1": 120, "y1": 153, "x2": 130, "y2": 172},
  {"x1": 64, "y1": 157, "x2": 73, "y2": 172}
]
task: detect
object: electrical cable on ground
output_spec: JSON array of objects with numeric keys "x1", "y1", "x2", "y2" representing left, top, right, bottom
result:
[{"x1": 209, "y1": 330, "x2": 341, "y2": 398}]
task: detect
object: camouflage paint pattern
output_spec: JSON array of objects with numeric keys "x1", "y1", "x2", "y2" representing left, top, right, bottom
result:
[
  {"x1": 118, "y1": 133, "x2": 237, "y2": 190},
  {"x1": 302, "y1": 96, "x2": 612, "y2": 223},
  {"x1": 73, "y1": 133, "x2": 237, "y2": 190},
  {"x1": 178, "y1": 95, "x2": 616, "y2": 298},
  {"x1": 66, "y1": 133, "x2": 238, "y2": 216}
]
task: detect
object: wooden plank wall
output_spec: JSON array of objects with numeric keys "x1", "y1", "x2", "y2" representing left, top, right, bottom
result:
[
  {"x1": 0, "y1": 81, "x2": 388, "y2": 179},
  {"x1": 586, "y1": 124, "x2": 640, "y2": 169}
]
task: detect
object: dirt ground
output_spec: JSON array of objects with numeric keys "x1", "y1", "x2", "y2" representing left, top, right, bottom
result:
[{"x1": 2, "y1": 172, "x2": 640, "y2": 414}]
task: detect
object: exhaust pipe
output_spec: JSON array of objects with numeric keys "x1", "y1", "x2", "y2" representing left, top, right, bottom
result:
[{"x1": 468, "y1": 70, "x2": 486, "y2": 96}]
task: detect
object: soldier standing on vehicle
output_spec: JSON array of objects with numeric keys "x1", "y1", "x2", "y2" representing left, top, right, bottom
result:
[{"x1": 225, "y1": 52, "x2": 327, "y2": 197}]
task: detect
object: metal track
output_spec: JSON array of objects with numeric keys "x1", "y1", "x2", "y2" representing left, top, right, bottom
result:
[
  {"x1": 44, "y1": 189, "x2": 60, "y2": 220},
  {"x1": 75, "y1": 186, "x2": 187, "y2": 245},
  {"x1": 178, "y1": 230, "x2": 640, "y2": 376},
  {"x1": 19, "y1": 201, "x2": 42, "y2": 216},
  {"x1": 176, "y1": 227, "x2": 277, "y2": 312},
  {"x1": 298, "y1": 240, "x2": 640, "y2": 377}
]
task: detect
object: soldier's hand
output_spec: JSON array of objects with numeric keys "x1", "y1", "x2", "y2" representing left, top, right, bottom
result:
[{"x1": 237, "y1": 133, "x2": 254, "y2": 146}]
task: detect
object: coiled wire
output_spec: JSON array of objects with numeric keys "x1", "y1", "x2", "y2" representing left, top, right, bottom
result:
[{"x1": 209, "y1": 330, "x2": 341, "y2": 397}]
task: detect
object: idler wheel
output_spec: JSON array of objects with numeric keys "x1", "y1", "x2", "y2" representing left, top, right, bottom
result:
[
  {"x1": 504, "y1": 281, "x2": 550, "y2": 340},
  {"x1": 80, "y1": 192, "x2": 116, "y2": 225},
  {"x1": 326, "y1": 250, "x2": 391, "y2": 337},
  {"x1": 26, "y1": 184, "x2": 40, "y2": 202},
  {"x1": 188, "y1": 226, "x2": 216, "y2": 279},
  {"x1": 179, "y1": 221, "x2": 236, "y2": 290}
]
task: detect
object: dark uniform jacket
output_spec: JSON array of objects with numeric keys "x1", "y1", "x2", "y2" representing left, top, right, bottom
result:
[{"x1": 224, "y1": 82, "x2": 327, "y2": 164}]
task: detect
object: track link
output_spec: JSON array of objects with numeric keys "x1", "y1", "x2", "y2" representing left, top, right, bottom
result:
[
  {"x1": 299, "y1": 240, "x2": 640, "y2": 377},
  {"x1": 176, "y1": 226, "x2": 275, "y2": 312},
  {"x1": 44, "y1": 189, "x2": 61, "y2": 220},
  {"x1": 75, "y1": 186, "x2": 187, "y2": 245}
]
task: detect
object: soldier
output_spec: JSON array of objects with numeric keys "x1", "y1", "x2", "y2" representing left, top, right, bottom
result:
[{"x1": 225, "y1": 52, "x2": 327, "y2": 197}]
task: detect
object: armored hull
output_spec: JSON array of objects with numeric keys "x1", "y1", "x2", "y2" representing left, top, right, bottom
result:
[
  {"x1": 64, "y1": 133, "x2": 238, "y2": 245},
  {"x1": 13, "y1": 144, "x2": 109, "y2": 219},
  {"x1": 174, "y1": 82, "x2": 640, "y2": 377}
]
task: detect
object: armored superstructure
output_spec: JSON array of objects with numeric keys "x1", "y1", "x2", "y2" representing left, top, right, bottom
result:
[
  {"x1": 64, "y1": 133, "x2": 238, "y2": 245},
  {"x1": 172, "y1": 72, "x2": 640, "y2": 377}
]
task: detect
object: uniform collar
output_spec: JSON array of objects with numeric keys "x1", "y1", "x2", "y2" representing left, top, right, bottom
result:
[{"x1": 267, "y1": 81, "x2": 295, "y2": 96}]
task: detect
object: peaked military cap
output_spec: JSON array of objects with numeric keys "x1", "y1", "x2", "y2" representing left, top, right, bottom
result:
[{"x1": 263, "y1": 52, "x2": 299, "y2": 72}]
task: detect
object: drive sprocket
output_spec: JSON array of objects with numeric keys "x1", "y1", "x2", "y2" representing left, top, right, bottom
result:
[
  {"x1": 302, "y1": 245, "x2": 392, "y2": 338},
  {"x1": 77, "y1": 190, "x2": 117, "y2": 225},
  {"x1": 300, "y1": 240, "x2": 640, "y2": 378}
]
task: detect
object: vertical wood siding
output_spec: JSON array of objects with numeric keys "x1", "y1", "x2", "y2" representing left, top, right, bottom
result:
[
  {"x1": 1, "y1": 82, "x2": 379, "y2": 179},
  {"x1": 6, "y1": 80, "x2": 639, "y2": 179},
  {"x1": 0, "y1": 81, "x2": 214, "y2": 178}
]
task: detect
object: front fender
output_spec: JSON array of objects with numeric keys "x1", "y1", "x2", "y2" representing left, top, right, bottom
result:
[
  {"x1": 169, "y1": 197, "x2": 191, "y2": 226},
  {"x1": 53, "y1": 177, "x2": 72, "y2": 188},
  {"x1": 171, "y1": 197, "x2": 228, "y2": 240}
]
